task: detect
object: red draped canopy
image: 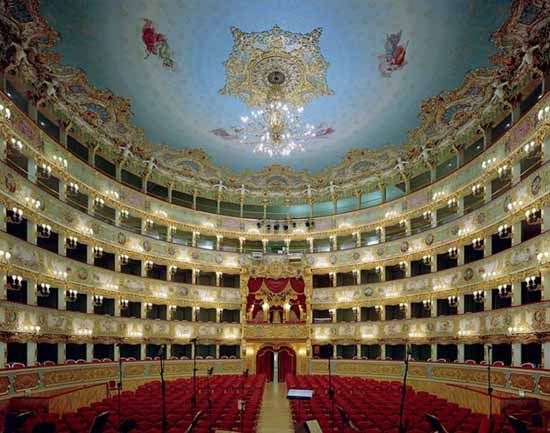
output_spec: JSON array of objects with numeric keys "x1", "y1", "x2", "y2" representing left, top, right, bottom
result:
[{"x1": 247, "y1": 277, "x2": 306, "y2": 321}]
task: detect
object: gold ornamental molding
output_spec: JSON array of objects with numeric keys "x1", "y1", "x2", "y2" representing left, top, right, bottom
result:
[{"x1": 243, "y1": 324, "x2": 309, "y2": 341}]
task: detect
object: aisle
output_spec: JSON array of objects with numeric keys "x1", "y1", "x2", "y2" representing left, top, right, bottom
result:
[{"x1": 257, "y1": 382, "x2": 294, "y2": 433}]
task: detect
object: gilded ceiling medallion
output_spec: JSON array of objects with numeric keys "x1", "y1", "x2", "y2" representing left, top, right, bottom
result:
[{"x1": 219, "y1": 25, "x2": 333, "y2": 108}]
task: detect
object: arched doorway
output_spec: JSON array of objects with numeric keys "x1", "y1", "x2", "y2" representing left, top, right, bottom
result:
[{"x1": 256, "y1": 346, "x2": 296, "y2": 382}]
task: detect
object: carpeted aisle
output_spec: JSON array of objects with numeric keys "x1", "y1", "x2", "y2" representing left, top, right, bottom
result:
[{"x1": 257, "y1": 383, "x2": 294, "y2": 433}]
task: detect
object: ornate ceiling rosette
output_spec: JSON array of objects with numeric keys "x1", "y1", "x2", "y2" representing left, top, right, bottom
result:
[{"x1": 219, "y1": 25, "x2": 333, "y2": 108}]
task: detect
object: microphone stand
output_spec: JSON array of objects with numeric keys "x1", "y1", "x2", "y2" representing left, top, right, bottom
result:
[
  {"x1": 206, "y1": 367, "x2": 213, "y2": 433},
  {"x1": 159, "y1": 344, "x2": 168, "y2": 433},
  {"x1": 117, "y1": 343, "x2": 123, "y2": 433},
  {"x1": 398, "y1": 347, "x2": 411, "y2": 433},
  {"x1": 328, "y1": 356, "x2": 335, "y2": 433},
  {"x1": 239, "y1": 369, "x2": 248, "y2": 433},
  {"x1": 191, "y1": 337, "x2": 198, "y2": 433},
  {"x1": 486, "y1": 345, "x2": 493, "y2": 421}
]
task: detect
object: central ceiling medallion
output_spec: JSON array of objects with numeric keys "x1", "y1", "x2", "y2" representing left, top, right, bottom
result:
[{"x1": 219, "y1": 25, "x2": 333, "y2": 157}]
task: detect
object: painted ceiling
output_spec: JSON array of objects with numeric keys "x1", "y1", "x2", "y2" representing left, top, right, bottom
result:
[{"x1": 38, "y1": 0, "x2": 511, "y2": 173}]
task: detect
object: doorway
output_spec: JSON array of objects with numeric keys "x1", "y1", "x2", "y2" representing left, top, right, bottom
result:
[{"x1": 256, "y1": 346, "x2": 296, "y2": 382}]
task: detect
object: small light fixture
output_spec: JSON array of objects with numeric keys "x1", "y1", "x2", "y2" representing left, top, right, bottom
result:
[
  {"x1": 399, "y1": 219, "x2": 407, "y2": 228},
  {"x1": 0, "y1": 250, "x2": 12, "y2": 263},
  {"x1": 169, "y1": 304, "x2": 177, "y2": 313},
  {"x1": 25, "y1": 197, "x2": 41, "y2": 209},
  {"x1": 94, "y1": 197, "x2": 105, "y2": 209},
  {"x1": 7, "y1": 207, "x2": 23, "y2": 224},
  {"x1": 523, "y1": 140, "x2": 537, "y2": 154},
  {"x1": 497, "y1": 164, "x2": 509, "y2": 178},
  {"x1": 422, "y1": 299, "x2": 432, "y2": 310},
  {"x1": 145, "y1": 219, "x2": 154, "y2": 230},
  {"x1": 399, "y1": 302, "x2": 407, "y2": 311},
  {"x1": 39, "y1": 163, "x2": 52, "y2": 178},
  {"x1": 37, "y1": 223, "x2": 52, "y2": 238},
  {"x1": 7, "y1": 275, "x2": 23, "y2": 290},
  {"x1": 66, "y1": 236, "x2": 78, "y2": 249},
  {"x1": 497, "y1": 284, "x2": 512, "y2": 299},
  {"x1": 120, "y1": 254, "x2": 129, "y2": 265},
  {"x1": 374, "y1": 266, "x2": 383, "y2": 274},
  {"x1": 120, "y1": 209, "x2": 129, "y2": 220},
  {"x1": 52, "y1": 155, "x2": 68, "y2": 168},
  {"x1": 497, "y1": 224, "x2": 511, "y2": 239},
  {"x1": 37, "y1": 283, "x2": 51, "y2": 297},
  {"x1": 66, "y1": 289, "x2": 78, "y2": 302},
  {"x1": 525, "y1": 208, "x2": 541, "y2": 225},
  {"x1": 525, "y1": 276, "x2": 540, "y2": 292},
  {"x1": 92, "y1": 246, "x2": 103, "y2": 259},
  {"x1": 471, "y1": 184, "x2": 483, "y2": 196},
  {"x1": 447, "y1": 198, "x2": 457, "y2": 209},
  {"x1": 481, "y1": 157, "x2": 496, "y2": 169},
  {"x1": 144, "y1": 260, "x2": 154, "y2": 271},
  {"x1": 120, "y1": 299, "x2": 129, "y2": 310},
  {"x1": 422, "y1": 210, "x2": 432, "y2": 221},
  {"x1": 0, "y1": 103, "x2": 11, "y2": 119},
  {"x1": 448, "y1": 247, "x2": 458, "y2": 259},
  {"x1": 169, "y1": 265, "x2": 178, "y2": 275},
  {"x1": 447, "y1": 295, "x2": 458, "y2": 307},
  {"x1": 473, "y1": 290, "x2": 485, "y2": 303},
  {"x1": 93, "y1": 295, "x2": 104, "y2": 307},
  {"x1": 422, "y1": 255, "x2": 432, "y2": 265},
  {"x1": 472, "y1": 237, "x2": 484, "y2": 251},
  {"x1": 66, "y1": 182, "x2": 79, "y2": 195},
  {"x1": 10, "y1": 137, "x2": 23, "y2": 150},
  {"x1": 398, "y1": 261, "x2": 407, "y2": 270}
]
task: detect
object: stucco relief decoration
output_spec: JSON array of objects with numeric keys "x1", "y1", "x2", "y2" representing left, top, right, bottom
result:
[
  {"x1": 142, "y1": 240, "x2": 151, "y2": 252},
  {"x1": 117, "y1": 232, "x2": 126, "y2": 245},
  {"x1": 5, "y1": 173, "x2": 16, "y2": 193},
  {"x1": 424, "y1": 233, "x2": 434, "y2": 246},
  {"x1": 531, "y1": 175, "x2": 541, "y2": 195}
]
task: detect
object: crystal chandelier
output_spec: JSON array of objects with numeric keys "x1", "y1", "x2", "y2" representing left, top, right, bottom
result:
[{"x1": 239, "y1": 84, "x2": 314, "y2": 157}]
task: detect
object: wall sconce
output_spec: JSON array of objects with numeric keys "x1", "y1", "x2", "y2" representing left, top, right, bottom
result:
[
  {"x1": 448, "y1": 248, "x2": 458, "y2": 259},
  {"x1": 0, "y1": 103, "x2": 11, "y2": 119},
  {"x1": 119, "y1": 254, "x2": 129, "y2": 265},
  {"x1": 422, "y1": 299, "x2": 432, "y2": 310},
  {"x1": 283, "y1": 302, "x2": 291, "y2": 312},
  {"x1": 447, "y1": 198, "x2": 458, "y2": 209},
  {"x1": 37, "y1": 283, "x2": 51, "y2": 297},
  {"x1": 525, "y1": 208, "x2": 541, "y2": 225},
  {"x1": 106, "y1": 190, "x2": 120, "y2": 200},
  {"x1": 497, "y1": 164, "x2": 509, "y2": 178},
  {"x1": 53, "y1": 270, "x2": 67, "y2": 280},
  {"x1": 0, "y1": 250, "x2": 11, "y2": 263},
  {"x1": 525, "y1": 276, "x2": 540, "y2": 292},
  {"x1": 399, "y1": 219, "x2": 407, "y2": 228},
  {"x1": 537, "y1": 252, "x2": 550, "y2": 264},
  {"x1": 93, "y1": 295, "x2": 104, "y2": 307},
  {"x1": 262, "y1": 302, "x2": 270, "y2": 312},
  {"x1": 82, "y1": 227, "x2": 94, "y2": 237},
  {"x1": 399, "y1": 302, "x2": 407, "y2": 311},
  {"x1": 472, "y1": 238, "x2": 484, "y2": 251},
  {"x1": 422, "y1": 210, "x2": 432, "y2": 220},
  {"x1": 432, "y1": 191, "x2": 444, "y2": 200},
  {"x1": 169, "y1": 304, "x2": 177, "y2": 313},
  {"x1": 7, "y1": 275, "x2": 23, "y2": 290},
  {"x1": 497, "y1": 284, "x2": 512, "y2": 299},
  {"x1": 497, "y1": 224, "x2": 511, "y2": 239},
  {"x1": 7, "y1": 207, "x2": 23, "y2": 224},
  {"x1": 52, "y1": 155, "x2": 67, "y2": 168},
  {"x1": 144, "y1": 302, "x2": 153, "y2": 312},
  {"x1": 447, "y1": 295, "x2": 458, "y2": 307},
  {"x1": 523, "y1": 140, "x2": 537, "y2": 154},
  {"x1": 120, "y1": 299, "x2": 129, "y2": 310},
  {"x1": 398, "y1": 261, "x2": 407, "y2": 270},
  {"x1": 422, "y1": 255, "x2": 432, "y2": 265},
  {"x1": 10, "y1": 137, "x2": 23, "y2": 150},
  {"x1": 39, "y1": 163, "x2": 52, "y2": 178},
  {"x1": 25, "y1": 197, "x2": 41, "y2": 210},
  {"x1": 20, "y1": 324, "x2": 41, "y2": 334},
  {"x1": 375, "y1": 266, "x2": 383, "y2": 274},
  {"x1": 37, "y1": 223, "x2": 52, "y2": 238},
  {"x1": 120, "y1": 209, "x2": 129, "y2": 221},
  {"x1": 471, "y1": 184, "x2": 484, "y2": 196},
  {"x1": 66, "y1": 182, "x2": 79, "y2": 196},
  {"x1": 374, "y1": 305, "x2": 382, "y2": 313},
  {"x1": 145, "y1": 219, "x2": 154, "y2": 230},
  {"x1": 94, "y1": 197, "x2": 105, "y2": 209},
  {"x1": 144, "y1": 260, "x2": 154, "y2": 271},
  {"x1": 473, "y1": 290, "x2": 485, "y2": 303},
  {"x1": 65, "y1": 236, "x2": 78, "y2": 249},
  {"x1": 92, "y1": 246, "x2": 103, "y2": 259},
  {"x1": 169, "y1": 265, "x2": 178, "y2": 276},
  {"x1": 375, "y1": 226, "x2": 383, "y2": 234},
  {"x1": 507, "y1": 200, "x2": 523, "y2": 212},
  {"x1": 537, "y1": 105, "x2": 550, "y2": 121},
  {"x1": 66, "y1": 289, "x2": 78, "y2": 302}
]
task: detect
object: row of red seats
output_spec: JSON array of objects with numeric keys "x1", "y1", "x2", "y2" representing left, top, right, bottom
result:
[
  {"x1": 285, "y1": 375, "x2": 541, "y2": 433},
  {"x1": 11, "y1": 374, "x2": 265, "y2": 433}
]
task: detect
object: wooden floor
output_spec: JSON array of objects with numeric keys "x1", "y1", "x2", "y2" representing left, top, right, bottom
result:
[{"x1": 257, "y1": 382, "x2": 294, "y2": 433}]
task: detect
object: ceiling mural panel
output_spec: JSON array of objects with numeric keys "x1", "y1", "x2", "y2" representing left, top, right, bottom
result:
[{"x1": 36, "y1": 0, "x2": 510, "y2": 173}]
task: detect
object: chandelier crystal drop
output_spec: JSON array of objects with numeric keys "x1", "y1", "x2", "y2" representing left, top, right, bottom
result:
[{"x1": 239, "y1": 85, "x2": 314, "y2": 157}]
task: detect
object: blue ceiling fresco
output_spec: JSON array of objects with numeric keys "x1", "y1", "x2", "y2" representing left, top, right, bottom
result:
[{"x1": 40, "y1": 0, "x2": 510, "y2": 172}]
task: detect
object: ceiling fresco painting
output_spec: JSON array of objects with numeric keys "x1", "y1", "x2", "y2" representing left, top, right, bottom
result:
[
  {"x1": 36, "y1": 0, "x2": 510, "y2": 172},
  {"x1": 1, "y1": 0, "x2": 548, "y2": 198}
]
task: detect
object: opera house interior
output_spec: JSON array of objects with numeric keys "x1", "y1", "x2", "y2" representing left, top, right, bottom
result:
[{"x1": 1, "y1": 0, "x2": 550, "y2": 432}]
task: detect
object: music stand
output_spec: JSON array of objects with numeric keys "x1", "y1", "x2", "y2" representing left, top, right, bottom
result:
[
  {"x1": 287, "y1": 389, "x2": 314, "y2": 424},
  {"x1": 184, "y1": 411, "x2": 203, "y2": 433},
  {"x1": 337, "y1": 405, "x2": 360, "y2": 432},
  {"x1": 425, "y1": 414, "x2": 450, "y2": 433},
  {"x1": 89, "y1": 411, "x2": 110, "y2": 433},
  {"x1": 4, "y1": 411, "x2": 34, "y2": 433},
  {"x1": 507, "y1": 416, "x2": 528, "y2": 433}
]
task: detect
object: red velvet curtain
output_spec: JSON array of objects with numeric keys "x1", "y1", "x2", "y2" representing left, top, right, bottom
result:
[
  {"x1": 278, "y1": 347, "x2": 296, "y2": 382},
  {"x1": 256, "y1": 347, "x2": 274, "y2": 382},
  {"x1": 247, "y1": 277, "x2": 306, "y2": 320}
]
